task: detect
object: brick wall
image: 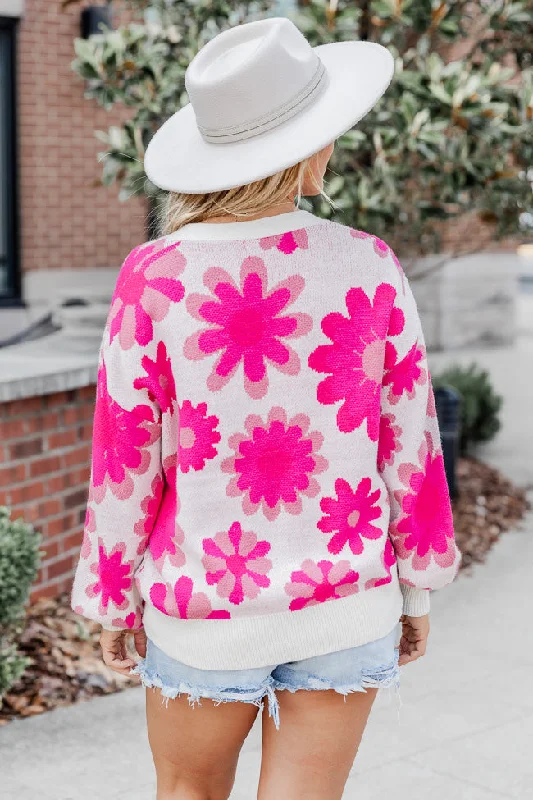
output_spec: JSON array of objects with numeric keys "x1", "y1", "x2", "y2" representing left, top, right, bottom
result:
[
  {"x1": 0, "y1": 386, "x2": 95, "y2": 600},
  {"x1": 17, "y1": 0, "x2": 146, "y2": 275}
]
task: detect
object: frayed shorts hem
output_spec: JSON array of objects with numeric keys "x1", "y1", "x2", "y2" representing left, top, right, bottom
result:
[
  {"x1": 271, "y1": 660, "x2": 400, "y2": 695},
  {"x1": 132, "y1": 661, "x2": 280, "y2": 725},
  {"x1": 132, "y1": 657, "x2": 400, "y2": 730}
]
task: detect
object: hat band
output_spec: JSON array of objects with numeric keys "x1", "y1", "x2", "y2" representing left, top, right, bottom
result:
[{"x1": 197, "y1": 58, "x2": 327, "y2": 144}]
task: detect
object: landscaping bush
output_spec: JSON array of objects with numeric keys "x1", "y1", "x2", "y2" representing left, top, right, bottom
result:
[
  {"x1": 0, "y1": 508, "x2": 41, "y2": 700},
  {"x1": 69, "y1": 0, "x2": 533, "y2": 258},
  {"x1": 432, "y1": 364, "x2": 503, "y2": 455}
]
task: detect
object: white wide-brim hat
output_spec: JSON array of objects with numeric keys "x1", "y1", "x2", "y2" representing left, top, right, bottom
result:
[{"x1": 144, "y1": 17, "x2": 394, "y2": 194}]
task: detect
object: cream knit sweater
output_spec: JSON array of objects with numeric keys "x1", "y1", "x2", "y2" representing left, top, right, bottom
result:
[{"x1": 71, "y1": 210, "x2": 460, "y2": 669}]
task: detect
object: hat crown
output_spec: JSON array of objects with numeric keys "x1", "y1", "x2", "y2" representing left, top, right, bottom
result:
[{"x1": 186, "y1": 18, "x2": 324, "y2": 142}]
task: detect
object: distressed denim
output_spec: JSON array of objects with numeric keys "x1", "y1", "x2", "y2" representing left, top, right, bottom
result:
[{"x1": 133, "y1": 625, "x2": 400, "y2": 729}]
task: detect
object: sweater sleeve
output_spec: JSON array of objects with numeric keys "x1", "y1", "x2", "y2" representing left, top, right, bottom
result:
[
  {"x1": 378, "y1": 268, "x2": 461, "y2": 615},
  {"x1": 71, "y1": 330, "x2": 165, "y2": 632}
]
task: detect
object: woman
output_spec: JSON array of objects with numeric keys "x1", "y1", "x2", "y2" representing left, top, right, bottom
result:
[{"x1": 72, "y1": 17, "x2": 460, "y2": 800}]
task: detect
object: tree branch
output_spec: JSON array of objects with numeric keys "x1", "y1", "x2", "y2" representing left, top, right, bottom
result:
[{"x1": 359, "y1": 0, "x2": 371, "y2": 40}]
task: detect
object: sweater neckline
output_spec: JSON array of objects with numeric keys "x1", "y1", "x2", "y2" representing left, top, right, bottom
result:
[{"x1": 166, "y1": 209, "x2": 323, "y2": 242}]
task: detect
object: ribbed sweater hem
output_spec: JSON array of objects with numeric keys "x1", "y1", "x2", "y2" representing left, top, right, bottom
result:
[
  {"x1": 143, "y1": 578, "x2": 404, "y2": 670},
  {"x1": 400, "y1": 585, "x2": 431, "y2": 617}
]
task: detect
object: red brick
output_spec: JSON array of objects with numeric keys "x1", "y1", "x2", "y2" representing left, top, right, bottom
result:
[
  {"x1": 80, "y1": 404, "x2": 95, "y2": 422},
  {"x1": 58, "y1": 576, "x2": 75, "y2": 595},
  {"x1": 16, "y1": 2, "x2": 145, "y2": 277},
  {"x1": 0, "y1": 419, "x2": 27, "y2": 440},
  {"x1": 29, "y1": 455, "x2": 62, "y2": 478},
  {"x1": 8, "y1": 481, "x2": 45, "y2": 505},
  {"x1": 33, "y1": 567, "x2": 47, "y2": 587},
  {"x1": 41, "y1": 539, "x2": 60, "y2": 560},
  {"x1": 47, "y1": 429, "x2": 78, "y2": 450},
  {"x1": 4, "y1": 397, "x2": 42, "y2": 417},
  {"x1": 10, "y1": 437, "x2": 43, "y2": 460},
  {"x1": 47, "y1": 554, "x2": 76, "y2": 580},
  {"x1": 77, "y1": 424, "x2": 93, "y2": 441},
  {"x1": 62, "y1": 445, "x2": 91, "y2": 468},
  {"x1": 62, "y1": 407, "x2": 83, "y2": 426},
  {"x1": 42, "y1": 391, "x2": 69, "y2": 408},
  {"x1": 62, "y1": 530, "x2": 83, "y2": 552},
  {"x1": 31, "y1": 582, "x2": 63, "y2": 601},
  {"x1": 46, "y1": 473, "x2": 68, "y2": 494},
  {"x1": 66, "y1": 466, "x2": 91, "y2": 488},
  {"x1": 38, "y1": 498, "x2": 62, "y2": 518},
  {"x1": 78, "y1": 385, "x2": 96, "y2": 401},
  {"x1": 75, "y1": 464, "x2": 91, "y2": 484},
  {"x1": 10, "y1": 503, "x2": 40, "y2": 523},
  {"x1": 63, "y1": 487, "x2": 88, "y2": 510},
  {"x1": 45, "y1": 513, "x2": 75, "y2": 538},
  {"x1": 0, "y1": 463, "x2": 27, "y2": 487},
  {"x1": 24, "y1": 412, "x2": 60, "y2": 434}
]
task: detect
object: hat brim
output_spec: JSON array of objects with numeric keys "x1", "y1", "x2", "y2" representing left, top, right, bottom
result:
[{"x1": 144, "y1": 40, "x2": 394, "y2": 194}]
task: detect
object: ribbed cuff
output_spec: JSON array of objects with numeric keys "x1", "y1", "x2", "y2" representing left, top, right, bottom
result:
[{"x1": 400, "y1": 585, "x2": 430, "y2": 617}]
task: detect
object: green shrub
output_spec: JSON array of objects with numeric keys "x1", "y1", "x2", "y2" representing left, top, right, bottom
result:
[
  {"x1": 0, "y1": 507, "x2": 41, "y2": 699},
  {"x1": 69, "y1": 0, "x2": 533, "y2": 256},
  {"x1": 432, "y1": 364, "x2": 503, "y2": 456}
]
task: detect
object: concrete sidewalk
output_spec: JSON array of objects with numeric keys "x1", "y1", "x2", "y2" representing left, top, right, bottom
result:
[{"x1": 1, "y1": 292, "x2": 532, "y2": 799}]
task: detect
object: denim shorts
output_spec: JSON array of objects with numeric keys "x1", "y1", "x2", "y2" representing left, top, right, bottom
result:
[{"x1": 133, "y1": 625, "x2": 400, "y2": 729}]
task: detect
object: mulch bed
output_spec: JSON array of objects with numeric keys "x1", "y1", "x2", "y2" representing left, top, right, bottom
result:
[
  {"x1": 0, "y1": 457, "x2": 529, "y2": 725},
  {"x1": 452, "y1": 457, "x2": 530, "y2": 570}
]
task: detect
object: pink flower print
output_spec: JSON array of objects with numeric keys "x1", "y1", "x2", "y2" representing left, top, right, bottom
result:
[
  {"x1": 378, "y1": 413, "x2": 403, "y2": 471},
  {"x1": 350, "y1": 229, "x2": 391, "y2": 258},
  {"x1": 86, "y1": 539, "x2": 133, "y2": 614},
  {"x1": 350, "y1": 229, "x2": 388, "y2": 256},
  {"x1": 133, "y1": 472, "x2": 165, "y2": 554},
  {"x1": 184, "y1": 257, "x2": 312, "y2": 399},
  {"x1": 222, "y1": 407, "x2": 328, "y2": 521},
  {"x1": 309, "y1": 283, "x2": 404, "y2": 439},
  {"x1": 391, "y1": 250, "x2": 406, "y2": 293},
  {"x1": 149, "y1": 576, "x2": 231, "y2": 620},
  {"x1": 260, "y1": 229, "x2": 309, "y2": 254},
  {"x1": 285, "y1": 559, "x2": 359, "y2": 612},
  {"x1": 202, "y1": 521, "x2": 272, "y2": 605},
  {"x1": 318, "y1": 477, "x2": 382, "y2": 555},
  {"x1": 427, "y1": 377, "x2": 437, "y2": 418},
  {"x1": 81, "y1": 504, "x2": 96, "y2": 559},
  {"x1": 383, "y1": 340, "x2": 427, "y2": 405},
  {"x1": 365, "y1": 539, "x2": 397, "y2": 590},
  {"x1": 91, "y1": 362, "x2": 159, "y2": 503},
  {"x1": 111, "y1": 607, "x2": 143, "y2": 630},
  {"x1": 133, "y1": 341, "x2": 176, "y2": 415},
  {"x1": 178, "y1": 400, "x2": 221, "y2": 473},
  {"x1": 147, "y1": 460, "x2": 186, "y2": 568},
  {"x1": 392, "y1": 432, "x2": 456, "y2": 571},
  {"x1": 108, "y1": 240, "x2": 185, "y2": 350},
  {"x1": 350, "y1": 230, "x2": 405, "y2": 292}
]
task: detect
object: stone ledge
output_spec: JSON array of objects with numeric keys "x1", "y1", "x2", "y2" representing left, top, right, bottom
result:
[
  {"x1": 0, "y1": 1, "x2": 24, "y2": 17},
  {"x1": 0, "y1": 332, "x2": 98, "y2": 403}
]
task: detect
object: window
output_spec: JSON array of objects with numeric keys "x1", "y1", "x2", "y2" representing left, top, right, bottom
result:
[{"x1": 0, "y1": 17, "x2": 20, "y2": 303}]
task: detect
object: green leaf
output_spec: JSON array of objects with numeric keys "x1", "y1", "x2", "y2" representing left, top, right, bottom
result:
[
  {"x1": 430, "y1": 83, "x2": 452, "y2": 104},
  {"x1": 67, "y1": 0, "x2": 533, "y2": 256}
]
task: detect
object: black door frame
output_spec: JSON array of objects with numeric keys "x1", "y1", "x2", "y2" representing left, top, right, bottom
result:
[{"x1": 0, "y1": 16, "x2": 21, "y2": 306}]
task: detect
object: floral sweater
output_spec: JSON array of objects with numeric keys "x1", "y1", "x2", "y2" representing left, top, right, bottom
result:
[{"x1": 71, "y1": 210, "x2": 460, "y2": 670}]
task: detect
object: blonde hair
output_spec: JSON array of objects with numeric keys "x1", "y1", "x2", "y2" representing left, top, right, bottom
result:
[{"x1": 161, "y1": 158, "x2": 317, "y2": 235}]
